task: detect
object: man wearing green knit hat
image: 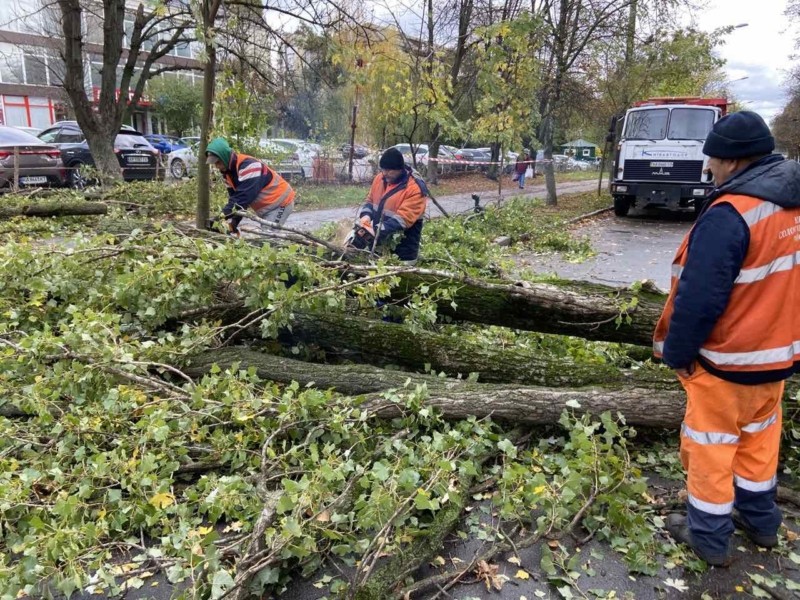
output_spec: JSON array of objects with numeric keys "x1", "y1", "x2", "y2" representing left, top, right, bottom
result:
[{"x1": 206, "y1": 137, "x2": 295, "y2": 234}]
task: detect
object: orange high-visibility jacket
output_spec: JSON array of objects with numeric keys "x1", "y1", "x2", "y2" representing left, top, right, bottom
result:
[
  {"x1": 222, "y1": 153, "x2": 295, "y2": 216},
  {"x1": 654, "y1": 193, "x2": 800, "y2": 374},
  {"x1": 360, "y1": 170, "x2": 428, "y2": 234}
]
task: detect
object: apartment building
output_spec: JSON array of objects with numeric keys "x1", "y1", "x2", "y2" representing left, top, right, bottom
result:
[{"x1": 0, "y1": 0, "x2": 203, "y2": 133}]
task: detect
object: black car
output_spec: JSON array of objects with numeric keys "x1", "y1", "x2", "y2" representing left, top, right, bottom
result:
[
  {"x1": 340, "y1": 143, "x2": 369, "y2": 160},
  {"x1": 38, "y1": 121, "x2": 160, "y2": 188}
]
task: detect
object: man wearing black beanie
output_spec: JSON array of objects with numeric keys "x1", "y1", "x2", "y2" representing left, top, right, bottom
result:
[
  {"x1": 654, "y1": 111, "x2": 800, "y2": 566},
  {"x1": 352, "y1": 147, "x2": 430, "y2": 263}
]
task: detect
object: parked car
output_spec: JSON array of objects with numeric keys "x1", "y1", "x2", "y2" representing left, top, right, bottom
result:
[
  {"x1": 473, "y1": 147, "x2": 519, "y2": 173},
  {"x1": 565, "y1": 157, "x2": 592, "y2": 171},
  {"x1": 340, "y1": 143, "x2": 370, "y2": 159},
  {"x1": 0, "y1": 126, "x2": 66, "y2": 190},
  {"x1": 260, "y1": 138, "x2": 321, "y2": 180},
  {"x1": 38, "y1": 121, "x2": 160, "y2": 188},
  {"x1": 257, "y1": 139, "x2": 306, "y2": 180},
  {"x1": 452, "y1": 148, "x2": 489, "y2": 171},
  {"x1": 145, "y1": 134, "x2": 188, "y2": 155},
  {"x1": 420, "y1": 145, "x2": 459, "y2": 175},
  {"x1": 167, "y1": 143, "x2": 198, "y2": 179},
  {"x1": 180, "y1": 136, "x2": 201, "y2": 147},
  {"x1": 11, "y1": 126, "x2": 42, "y2": 137},
  {"x1": 384, "y1": 144, "x2": 457, "y2": 175}
]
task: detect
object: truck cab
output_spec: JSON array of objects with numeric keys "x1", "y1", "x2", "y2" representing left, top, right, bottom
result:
[{"x1": 610, "y1": 97, "x2": 728, "y2": 217}]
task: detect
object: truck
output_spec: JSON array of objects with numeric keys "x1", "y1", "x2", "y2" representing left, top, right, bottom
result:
[{"x1": 609, "y1": 97, "x2": 729, "y2": 217}]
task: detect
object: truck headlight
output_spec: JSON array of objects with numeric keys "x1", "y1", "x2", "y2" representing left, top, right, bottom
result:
[
  {"x1": 692, "y1": 189, "x2": 706, "y2": 196},
  {"x1": 614, "y1": 185, "x2": 627, "y2": 193}
]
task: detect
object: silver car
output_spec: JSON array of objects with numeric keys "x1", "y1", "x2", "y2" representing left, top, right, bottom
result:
[
  {"x1": 0, "y1": 126, "x2": 66, "y2": 190},
  {"x1": 167, "y1": 143, "x2": 199, "y2": 179}
]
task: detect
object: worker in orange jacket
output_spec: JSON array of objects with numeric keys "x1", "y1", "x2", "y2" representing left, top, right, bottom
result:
[
  {"x1": 351, "y1": 147, "x2": 428, "y2": 264},
  {"x1": 654, "y1": 112, "x2": 800, "y2": 566},
  {"x1": 205, "y1": 137, "x2": 295, "y2": 234}
]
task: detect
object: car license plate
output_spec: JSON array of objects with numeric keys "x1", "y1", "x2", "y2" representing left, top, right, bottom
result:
[
  {"x1": 127, "y1": 156, "x2": 149, "y2": 164},
  {"x1": 20, "y1": 176, "x2": 48, "y2": 185}
]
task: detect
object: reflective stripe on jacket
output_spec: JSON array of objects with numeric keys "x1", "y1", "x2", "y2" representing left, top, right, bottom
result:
[
  {"x1": 359, "y1": 168, "x2": 428, "y2": 260},
  {"x1": 654, "y1": 193, "x2": 800, "y2": 374},
  {"x1": 222, "y1": 153, "x2": 295, "y2": 216}
]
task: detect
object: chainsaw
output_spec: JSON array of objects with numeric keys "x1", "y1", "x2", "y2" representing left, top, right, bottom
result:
[{"x1": 344, "y1": 219, "x2": 377, "y2": 251}]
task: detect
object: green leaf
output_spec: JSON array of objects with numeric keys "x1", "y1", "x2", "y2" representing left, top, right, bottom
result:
[{"x1": 211, "y1": 570, "x2": 235, "y2": 599}]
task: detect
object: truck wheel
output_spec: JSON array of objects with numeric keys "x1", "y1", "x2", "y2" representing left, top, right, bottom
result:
[{"x1": 613, "y1": 195, "x2": 631, "y2": 217}]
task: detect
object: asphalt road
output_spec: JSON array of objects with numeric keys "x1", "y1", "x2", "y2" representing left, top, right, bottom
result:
[
  {"x1": 519, "y1": 207, "x2": 696, "y2": 292},
  {"x1": 282, "y1": 179, "x2": 600, "y2": 232}
]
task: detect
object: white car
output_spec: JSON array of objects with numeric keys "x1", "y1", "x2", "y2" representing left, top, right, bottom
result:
[
  {"x1": 566, "y1": 157, "x2": 592, "y2": 171},
  {"x1": 263, "y1": 138, "x2": 320, "y2": 179},
  {"x1": 167, "y1": 144, "x2": 198, "y2": 179},
  {"x1": 11, "y1": 126, "x2": 42, "y2": 137},
  {"x1": 385, "y1": 143, "x2": 458, "y2": 175}
]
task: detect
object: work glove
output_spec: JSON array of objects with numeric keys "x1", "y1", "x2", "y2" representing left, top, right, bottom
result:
[{"x1": 207, "y1": 215, "x2": 241, "y2": 237}]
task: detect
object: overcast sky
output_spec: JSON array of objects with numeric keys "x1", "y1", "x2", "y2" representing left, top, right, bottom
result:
[{"x1": 694, "y1": 0, "x2": 796, "y2": 122}]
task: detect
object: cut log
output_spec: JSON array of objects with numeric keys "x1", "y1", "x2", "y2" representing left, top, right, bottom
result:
[
  {"x1": 380, "y1": 267, "x2": 665, "y2": 347},
  {"x1": 0, "y1": 201, "x2": 108, "y2": 218},
  {"x1": 286, "y1": 311, "x2": 628, "y2": 387},
  {"x1": 184, "y1": 347, "x2": 686, "y2": 428}
]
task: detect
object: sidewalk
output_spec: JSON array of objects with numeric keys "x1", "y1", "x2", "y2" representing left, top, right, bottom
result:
[{"x1": 285, "y1": 179, "x2": 599, "y2": 232}]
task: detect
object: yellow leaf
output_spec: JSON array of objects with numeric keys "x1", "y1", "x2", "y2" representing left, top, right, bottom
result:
[
  {"x1": 533, "y1": 485, "x2": 547, "y2": 495},
  {"x1": 197, "y1": 525, "x2": 214, "y2": 536},
  {"x1": 430, "y1": 556, "x2": 446, "y2": 567},
  {"x1": 515, "y1": 569, "x2": 531, "y2": 580},
  {"x1": 149, "y1": 492, "x2": 175, "y2": 509},
  {"x1": 735, "y1": 586, "x2": 744, "y2": 592},
  {"x1": 507, "y1": 556, "x2": 521, "y2": 566},
  {"x1": 223, "y1": 521, "x2": 243, "y2": 533}
]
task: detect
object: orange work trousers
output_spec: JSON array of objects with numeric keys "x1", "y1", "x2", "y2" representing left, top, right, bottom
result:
[{"x1": 678, "y1": 363, "x2": 783, "y2": 557}]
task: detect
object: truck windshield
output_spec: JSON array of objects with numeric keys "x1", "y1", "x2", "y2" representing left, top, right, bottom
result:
[
  {"x1": 623, "y1": 109, "x2": 668, "y2": 140},
  {"x1": 667, "y1": 108, "x2": 715, "y2": 140}
]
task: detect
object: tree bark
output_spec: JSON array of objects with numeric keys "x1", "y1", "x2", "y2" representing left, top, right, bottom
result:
[
  {"x1": 183, "y1": 347, "x2": 687, "y2": 428},
  {"x1": 0, "y1": 201, "x2": 108, "y2": 218},
  {"x1": 196, "y1": 0, "x2": 223, "y2": 228},
  {"x1": 286, "y1": 311, "x2": 627, "y2": 387},
  {"x1": 179, "y1": 265, "x2": 666, "y2": 347},
  {"x1": 378, "y1": 268, "x2": 665, "y2": 346}
]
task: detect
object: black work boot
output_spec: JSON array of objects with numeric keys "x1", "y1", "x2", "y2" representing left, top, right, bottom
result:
[
  {"x1": 732, "y1": 510, "x2": 779, "y2": 548},
  {"x1": 666, "y1": 514, "x2": 733, "y2": 567}
]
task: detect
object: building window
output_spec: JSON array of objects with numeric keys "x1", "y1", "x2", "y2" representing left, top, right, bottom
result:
[
  {"x1": 0, "y1": 44, "x2": 24, "y2": 84},
  {"x1": 2, "y1": 95, "x2": 56, "y2": 128},
  {"x1": 583, "y1": 148, "x2": 590, "y2": 157},
  {"x1": 174, "y1": 41, "x2": 191, "y2": 58},
  {"x1": 46, "y1": 50, "x2": 66, "y2": 86},
  {"x1": 23, "y1": 53, "x2": 48, "y2": 85},
  {"x1": 86, "y1": 13, "x2": 105, "y2": 45},
  {"x1": 122, "y1": 19, "x2": 134, "y2": 49},
  {"x1": 28, "y1": 97, "x2": 52, "y2": 128}
]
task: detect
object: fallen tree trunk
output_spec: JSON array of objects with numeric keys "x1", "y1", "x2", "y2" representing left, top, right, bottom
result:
[
  {"x1": 184, "y1": 348, "x2": 800, "y2": 429},
  {"x1": 184, "y1": 347, "x2": 686, "y2": 428},
  {"x1": 286, "y1": 311, "x2": 630, "y2": 387},
  {"x1": 378, "y1": 267, "x2": 665, "y2": 347},
  {"x1": 0, "y1": 201, "x2": 108, "y2": 218}
]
